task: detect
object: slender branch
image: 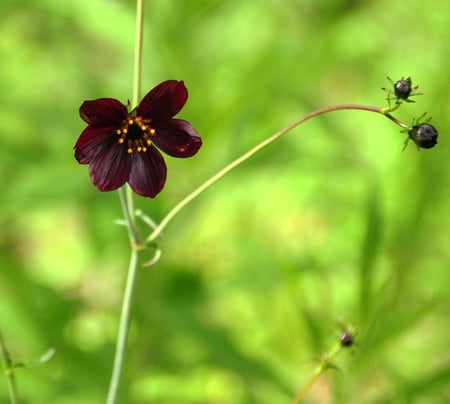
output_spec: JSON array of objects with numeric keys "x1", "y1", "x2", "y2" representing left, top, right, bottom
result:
[
  {"x1": 147, "y1": 104, "x2": 402, "y2": 242},
  {"x1": 0, "y1": 329, "x2": 20, "y2": 404}
]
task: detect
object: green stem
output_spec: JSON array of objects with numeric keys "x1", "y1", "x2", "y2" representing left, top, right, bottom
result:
[
  {"x1": 132, "y1": 0, "x2": 144, "y2": 107},
  {"x1": 293, "y1": 342, "x2": 342, "y2": 403},
  {"x1": 106, "y1": 0, "x2": 144, "y2": 402},
  {"x1": 106, "y1": 248, "x2": 139, "y2": 404},
  {"x1": 147, "y1": 104, "x2": 402, "y2": 243},
  {"x1": 120, "y1": 186, "x2": 140, "y2": 245},
  {"x1": 0, "y1": 330, "x2": 20, "y2": 404}
]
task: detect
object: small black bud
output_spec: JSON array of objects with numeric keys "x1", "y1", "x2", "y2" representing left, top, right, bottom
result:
[
  {"x1": 339, "y1": 331, "x2": 354, "y2": 347},
  {"x1": 394, "y1": 77, "x2": 412, "y2": 100},
  {"x1": 408, "y1": 123, "x2": 438, "y2": 149}
]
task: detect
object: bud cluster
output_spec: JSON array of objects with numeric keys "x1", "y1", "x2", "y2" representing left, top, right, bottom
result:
[{"x1": 382, "y1": 77, "x2": 438, "y2": 150}]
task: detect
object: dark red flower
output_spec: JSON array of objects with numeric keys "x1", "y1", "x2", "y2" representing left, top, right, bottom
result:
[{"x1": 74, "y1": 80, "x2": 202, "y2": 198}]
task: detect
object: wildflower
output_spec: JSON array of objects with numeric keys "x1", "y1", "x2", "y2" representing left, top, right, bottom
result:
[{"x1": 74, "y1": 80, "x2": 202, "y2": 198}]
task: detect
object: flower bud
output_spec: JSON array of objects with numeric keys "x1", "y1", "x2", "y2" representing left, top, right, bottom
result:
[
  {"x1": 394, "y1": 77, "x2": 412, "y2": 100},
  {"x1": 408, "y1": 123, "x2": 438, "y2": 149},
  {"x1": 339, "y1": 331, "x2": 354, "y2": 347}
]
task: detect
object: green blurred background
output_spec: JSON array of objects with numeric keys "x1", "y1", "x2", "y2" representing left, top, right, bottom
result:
[{"x1": 1, "y1": 0, "x2": 449, "y2": 403}]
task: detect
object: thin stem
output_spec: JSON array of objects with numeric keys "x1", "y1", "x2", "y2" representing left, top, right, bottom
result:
[
  {"x1": 383, "y1": 112, "x2": 408, "y2": 129},
  {"x1": 293, "y1": 342, "x2": 342, "y2": 403},
  {"x1": 292, "y1": 366, "x2": 324, "y2": 403},
  {"x1": 119, "y1": 187, "x2": 139, "y2": 246},
  {"x1": 106, "y1": 248, "x2": 139, "y2": 404},
  {"x1": 147, "y1": 104, "x2": 402, "y2": 242},
  {"x1": 132, "y1": 0, "x2": 144, "y2": 107},
  {"x1": 0, "y1": 330, "x2": 20, "y2": 404},
  {"x1": 106, "y1": 0, "x2": 144, "y2": 402}
]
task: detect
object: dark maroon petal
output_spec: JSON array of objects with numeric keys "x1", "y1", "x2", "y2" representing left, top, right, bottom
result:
[
  {"x1": 74, "y1": 126, "x2": 118, "y2": 164},
  {"x1": 128, "y1": 147, "x2": 167, "y2": 198},
  {"x1": 152, "y1": 119, "x2": 202, "y2": 158},
  {"x1": 89, "y1": 142, "x2": 132, "y2": 192},
  {"x1": 137, "y1": 80, "x2": 188, "y2": 120},
  {"x1": 80, "y1": 98, "x2": 128, "y2": 126}
]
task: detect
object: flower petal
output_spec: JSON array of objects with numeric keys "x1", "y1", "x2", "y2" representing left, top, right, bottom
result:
[
  {"x1": 137, "y1": 80, "x2": 188, "y2": 120},
  {"x1": 152, "y1": 119, "x2": 202, "y2": 158},
  {"x1": 89, "y1": 141, "x2": 132, "y2": 192},
  {"x1": 128, "y1": 147, "x2": 167, "y2": 198},
  {"x1": 74, "y1": 126, "x2": 117, "y2": 164},
  {"x1": 80, "y1": 98, "x2": 128, "y2": 126}
]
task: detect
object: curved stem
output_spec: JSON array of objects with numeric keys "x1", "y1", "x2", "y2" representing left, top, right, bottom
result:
[
  {"x1": 106, "y1": 0, "x2": 144, "y2": 402},
  {"x1": 383, "y1": 112, "x2": 408, "y2": 129},
  {"x1": 147, "y1": 104, "x2": 402, "y2": 242}
]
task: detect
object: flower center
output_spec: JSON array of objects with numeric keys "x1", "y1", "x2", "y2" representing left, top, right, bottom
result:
[{"x1": 115, "y1": 116, "x2": 156, "y2": 154}]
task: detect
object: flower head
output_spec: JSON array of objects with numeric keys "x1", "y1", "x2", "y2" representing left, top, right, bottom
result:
[{"x1": 74, "y1": 80, "x2": 202, "y2": 198}]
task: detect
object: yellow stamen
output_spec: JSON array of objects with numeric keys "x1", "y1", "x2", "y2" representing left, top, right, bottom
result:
[{"x1": 116, "y1": 115, "x2": 157, "y2": 153}]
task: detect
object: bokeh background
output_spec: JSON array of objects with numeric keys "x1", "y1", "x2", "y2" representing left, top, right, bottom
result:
[{"x1": 1, "y1": 0, "x2": 449, "y2": 403}]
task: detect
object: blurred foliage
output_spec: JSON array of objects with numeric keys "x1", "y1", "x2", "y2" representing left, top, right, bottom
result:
[{"x1": 0, "y1": 0, "x2": 449, "y2": 403}]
